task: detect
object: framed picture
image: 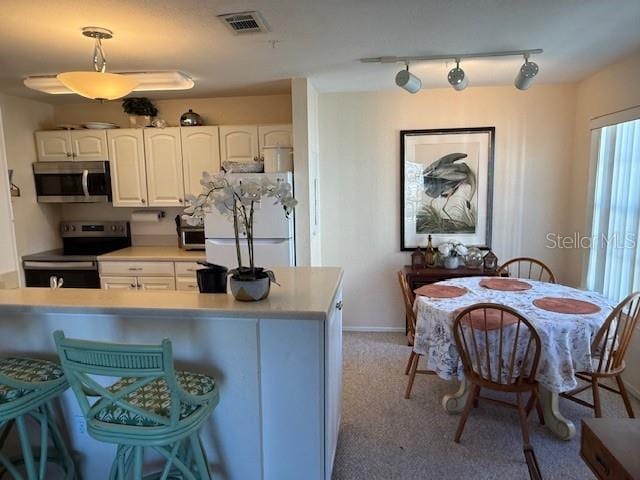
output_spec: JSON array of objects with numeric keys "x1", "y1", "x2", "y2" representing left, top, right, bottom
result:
[{"x1": 400, "y1": 127, "x2": 495, "y2": 251}]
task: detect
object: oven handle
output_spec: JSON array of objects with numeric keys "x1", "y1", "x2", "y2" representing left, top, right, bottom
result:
[
  {"x1": 24, "y1": 261, "x2": 97, "y2": 270},
  {"x1": 82, "y1": 169, "x2": 90, "y2": 197}
]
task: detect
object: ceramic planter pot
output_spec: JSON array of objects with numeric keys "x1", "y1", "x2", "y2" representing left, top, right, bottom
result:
[
  {"x1": 229, "y1": 275, "x2": 271, "y2": 302},
  {"x1": 444, "y1": 256, "x2": 460, "y2": 269}
]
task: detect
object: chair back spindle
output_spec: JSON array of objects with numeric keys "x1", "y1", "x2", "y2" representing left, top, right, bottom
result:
[
  {"x1": 453, "y1": 304, "x2": 541, "y2": 388},
  {"x1": 398, "y1": 272, "x2": 417, "y2": 338},
  {"x1": 592, "y1": 291, "x2": 640, "y2": 375},
  {"x1": 496, "y1": 257, "x2": 556, "y2": 283}
]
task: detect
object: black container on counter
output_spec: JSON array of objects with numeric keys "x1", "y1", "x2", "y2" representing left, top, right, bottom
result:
[{"x1": 196, "y1": 262, "x2": 228, "y2": 293}]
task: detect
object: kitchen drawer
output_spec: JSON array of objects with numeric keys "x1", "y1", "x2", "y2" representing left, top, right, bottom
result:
[
  {"x1": 99, "y1": 261, "x2": 175, "y2": 277},
  {"x1": 101, "y1": 276, "x2": 137, "y2": 290},
  {"x1": 137, "y1": 276, "x2": 176, "y2": 291},
  {"x1": 175, "y1": 262, "x2": 204, "y2": 277},
  {"x1": 176, "y1": 277, "x2": 199, "y2": 291}
]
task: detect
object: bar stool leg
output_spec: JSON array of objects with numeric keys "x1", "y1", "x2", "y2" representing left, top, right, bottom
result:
[
  {"x1": 16, "y1": 415, "x2": 38, "y2": 480},
  {"x1": 189, "y1": 433, "x2": 211, "y2": 480}
]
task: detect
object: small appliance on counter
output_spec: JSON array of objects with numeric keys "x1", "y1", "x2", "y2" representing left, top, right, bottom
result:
[
  {"x1": 180, "y1": 109, "x2": 204, "y2": 126},
  {"x1": 176, "y1": 215, "x2": 205, "y2": 250},
  {"x1": 32, "y1": 161, "x2": 112, "y2": 203},
  {"x1": 195, "y1": 261, "x2": 227, "y2": 293},
  {"x1": 23, "y1": 221, "x2": 131, "y2": 288}
]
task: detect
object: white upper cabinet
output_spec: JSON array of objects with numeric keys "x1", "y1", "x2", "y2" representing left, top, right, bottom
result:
[
  {"x1": 107, "y1": 129, "x2": 148, "y2": 207},
  {"x1": 219, "y1": 125, "x2": 259, "y2": 164},
  {"x1": 181, "y1": 126, "x2": 220, "y2": 198},
  {"x1": 70, "y1": 130, "x2": 108, "y2": 161},
  {"x1": 144, "y1": 128, "x2": 185, "y2": 207},
  {"x1": 258, "y1": 124, "x2": 293, "y2": 153},
  {"x1": 35, "y1": 131, "x2": 72, "y2": 162},
  {"x1": 36, "y1": 130, "x2": 109, "y2": 162}
]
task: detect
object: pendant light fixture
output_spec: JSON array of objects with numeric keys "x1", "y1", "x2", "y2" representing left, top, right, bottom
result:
[
  {"x1": 514, "y1": 54, "x2": 539, "y2": 90},
  {"x1": 57, "y1": 27, "x2": 138, "y2": 101},
  {"x1": 447, "y1": 58, "x2": 468, "y2": 91}
]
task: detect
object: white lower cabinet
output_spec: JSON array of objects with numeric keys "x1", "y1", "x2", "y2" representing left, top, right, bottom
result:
[
  {"x1": 101, "y1": 276, "x2": 137, "y2": 290},
  {"x1": 100, "y1": 261, "x2": 200, "y2": 292},
  {"x1": 176, "y1": 277, "x2": 199, "y2": 291},
  {"x1": 138, "y1": 276, "x2": 176, "y2": 291}
]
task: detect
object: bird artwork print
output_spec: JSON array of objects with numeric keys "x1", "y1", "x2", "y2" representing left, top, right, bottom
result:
[{"x1": 417, "y1": 152, "x2": 477, "y2": 234}]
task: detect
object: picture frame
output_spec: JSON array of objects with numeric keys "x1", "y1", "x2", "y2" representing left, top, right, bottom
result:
[{"x1": 400, "y1": 127, "x2": 495, "y2": 251}]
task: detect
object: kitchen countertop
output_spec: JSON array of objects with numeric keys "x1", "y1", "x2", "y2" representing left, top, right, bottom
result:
[
  {"x1": 98, "y1": 246, "x2": 206, "y2": 262},
  {"x1": 0, "y1": 267, "x2": 343, "y2": 320}
]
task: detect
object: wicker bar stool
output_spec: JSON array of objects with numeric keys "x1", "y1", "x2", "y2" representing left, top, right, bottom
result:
[
  {"x1": 54, "y1": 331, "x2": 219, "y2": 480},
  {"x1": 0, "y1": 357, "x2": 75, "y2": 479}
]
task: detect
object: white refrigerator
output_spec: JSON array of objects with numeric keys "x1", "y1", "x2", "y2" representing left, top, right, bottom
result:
[{"x1": 204, "y1": 173, "x2": 296, "y2": 268}]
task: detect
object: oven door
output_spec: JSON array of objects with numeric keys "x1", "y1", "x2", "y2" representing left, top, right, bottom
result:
[
  {"x1": 33, "y1": 161, "x2": 112, "y2": 203},
  {"x1": 23, "y1": 261, "x2": 100, "y2": 288}
]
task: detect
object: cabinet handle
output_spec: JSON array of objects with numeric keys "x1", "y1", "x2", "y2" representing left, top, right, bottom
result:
[
  {"x1": 128, "y1": 267, "x2": 142, "y2": 271},
  {"x1": 336, "y1": 300, "x2": 343, "y2": 310},
  {"x1": 179, "y1": 198, "x2": 184, "y2": 203},
  {"x1": 66, "y1": 152, "x2": 72, "y2": 158},
  {"x1": 141, "y1": 198, "x2": 146, "y2": 204},
  {"x1": 595, "y1": 455, "x2": 609, "y2": 475},
  {"x1": 130, "y1": 284, "x2": 136, "y2": 288}
]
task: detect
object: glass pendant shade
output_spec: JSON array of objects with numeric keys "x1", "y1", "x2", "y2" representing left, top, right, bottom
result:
[{"x1": 57, "y1": 71, "x2": 138, "y2": 101}]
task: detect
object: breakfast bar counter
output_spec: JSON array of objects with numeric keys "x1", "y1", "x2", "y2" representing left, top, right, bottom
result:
[{"x1": 0, "y1": 267, "x2": 344, "y2": 480}]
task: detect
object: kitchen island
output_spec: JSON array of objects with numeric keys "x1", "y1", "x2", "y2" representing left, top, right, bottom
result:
[{"x1": 0, "y1": 267, "x2": 343, "y2": 480}]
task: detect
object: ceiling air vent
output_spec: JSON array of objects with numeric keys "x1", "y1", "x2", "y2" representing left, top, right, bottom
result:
[{"x1": 218, "y1": 11, "x2": 269, "y2": 34}]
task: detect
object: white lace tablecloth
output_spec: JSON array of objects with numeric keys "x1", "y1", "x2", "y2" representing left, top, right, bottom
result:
[{"x1": 413, "y1": 277, "x2": 615, "y2": 393}]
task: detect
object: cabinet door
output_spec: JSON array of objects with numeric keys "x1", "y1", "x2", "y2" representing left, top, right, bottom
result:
[
  {"x1": 35, "y1": 131, "x2": 72, "y2": 162},
  {"x1": 258, "y1": 124, "x2": 293, "y2": 153},
  {"x1": 176, "y1": 277, "x2": 199, "y2": 291},
  {"x1": 107, "y1": 129, "x2": 148, "y2": 207},
  {"x1": 70, "y1": 130, "x2": 108, "y2": 161},
  {"x1": 180, "y1": 126, "x2": 220, "y2": 198},
  {"x1": 101, "y1": 276, "x2": 137, "y2": 290},
  {"x1": 137, "y1": 276, "x2": 176, "y2": 291},
  {"x1": 325, "y1": 286, "x2": 343, "y2": 479},
  {"x1": 144, "y1": 128, "x2": 185, "y2": 207},
  {"x1": 219, "y1": 125, "x2": 259, "y2": 164}
]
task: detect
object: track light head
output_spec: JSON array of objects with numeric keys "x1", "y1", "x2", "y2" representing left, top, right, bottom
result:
[
  {"x1": 447, "y1": 60, "x2": 468, "y2": 91},
  {"x1": 514, "y1": 56, "x2": 539, "y2": 90},
  {"x1": 395, "y1": 66, "x2": 421, "y2": 94}
]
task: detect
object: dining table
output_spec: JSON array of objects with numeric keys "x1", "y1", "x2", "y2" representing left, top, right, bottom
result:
[{"x1": 412, "y1": 276, "x2": 615, "y2": 440}]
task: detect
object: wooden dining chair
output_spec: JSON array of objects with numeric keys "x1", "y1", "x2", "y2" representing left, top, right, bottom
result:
[
  {"x1": 560, "y1": 291, "x2": 640, "y2": 418},
  {"x1": 497, "y1": 257, "x2": 556, "y2": 283},
  {"x1": 397, "y1": 272, "x2": 435, "y2": 399},
  {"x1": 452, "y1": 303, "x2": 544, "y2": 478}
]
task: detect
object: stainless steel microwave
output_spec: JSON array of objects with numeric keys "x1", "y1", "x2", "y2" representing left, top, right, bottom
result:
[{"x1": 33, "y1": 161, "x2": 112, "y2": 203}]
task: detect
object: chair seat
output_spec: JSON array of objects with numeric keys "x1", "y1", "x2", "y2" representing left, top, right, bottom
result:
[
  {"x1": 95, "y1": 371, "x2": 216, "y2": 427},
  {"x1": 0, "y1": 357, "x2": 65, "y2": 404}
]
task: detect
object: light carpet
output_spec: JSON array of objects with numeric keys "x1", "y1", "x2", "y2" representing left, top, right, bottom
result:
[{"x1": 332, "y1": 332, "x2": 639, "y2": 480}]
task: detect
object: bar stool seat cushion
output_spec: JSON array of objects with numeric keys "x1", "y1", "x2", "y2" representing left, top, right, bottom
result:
[
  {"x1": 95, "y1": 371, "x2": 216, "y2": 426},
  {"x1": 0, "y1": 357, "x2": 64, "y2": 404}
]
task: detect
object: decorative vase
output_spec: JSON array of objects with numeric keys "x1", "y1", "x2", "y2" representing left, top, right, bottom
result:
[
  {"x1": 444, "y1": 256, "x2": 460, "y2": 269},
  {"x1": 229, "y1": 272, "x2": 271, "y2": 301}
]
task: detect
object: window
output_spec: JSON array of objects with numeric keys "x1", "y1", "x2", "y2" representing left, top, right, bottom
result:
[{"x1": 586, "y1": 117, "x2": 640, "y2": 301}]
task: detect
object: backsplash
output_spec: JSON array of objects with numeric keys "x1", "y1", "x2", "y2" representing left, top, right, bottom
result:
[{"x1": 58, "y1": 204, "x2": 184, "y2": 246}]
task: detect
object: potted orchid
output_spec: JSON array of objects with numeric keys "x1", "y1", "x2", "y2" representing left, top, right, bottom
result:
[
  {"x1": 437, "y1": 240, "x2": 468, "y2": 269},
  {"x1": 183, "y1": 172, "x2": 297, "y2": 301}
]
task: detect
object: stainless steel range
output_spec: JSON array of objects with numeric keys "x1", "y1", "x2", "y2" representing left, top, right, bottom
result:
[{"x1": 22, "y1": 221, "x2": 131, "y2": 288}]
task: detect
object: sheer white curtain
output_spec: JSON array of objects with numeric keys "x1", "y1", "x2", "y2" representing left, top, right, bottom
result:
[{"x1": 586, "y1": 118, "x2": 640, "y2": 301}]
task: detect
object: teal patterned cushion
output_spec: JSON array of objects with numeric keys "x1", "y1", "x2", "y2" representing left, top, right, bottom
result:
[
  {"x1": 95, "y1": 371, "x2": 216, "y2": 427},
  {"x1": 0, "y1": 357, "x2": 64, "y2": 404}
]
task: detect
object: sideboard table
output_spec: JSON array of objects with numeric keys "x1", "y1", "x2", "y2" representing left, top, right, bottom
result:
[{"x1": 402, "y1": 265, "x2": 499, "y2": 341}]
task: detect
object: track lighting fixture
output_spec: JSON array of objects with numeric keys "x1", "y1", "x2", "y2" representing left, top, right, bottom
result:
[
  {"x1": 361, "y1": 49, "x2": 542, "y2": 92},
  {"x1": 447, "y1": 59, "x2": 468, "y2": 91},
  {"x1": 514, "y1": 54, "x2": 539, "y2": 90},
  {"x1": 395, "y1": 65, "x2": 422, "y2": 93}
]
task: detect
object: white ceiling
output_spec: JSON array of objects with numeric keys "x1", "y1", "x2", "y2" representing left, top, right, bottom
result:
[{"x1": 1, "y1": 0, "x2": 639, "y2": 102}]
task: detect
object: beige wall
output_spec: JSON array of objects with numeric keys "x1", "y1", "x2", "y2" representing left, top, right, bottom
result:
[
  {"x1": 318, "y1": 85, "x2": 576, "y2": 330},
  {"x1": 54, "y1": 94, "x2": 292, "y2": 127},
  {"x1": 0, "y1": 93, "x2": 59, "y2": 277},
  {"x1": 566, "y1": 51, "x2": 640, "y2": 287}
]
